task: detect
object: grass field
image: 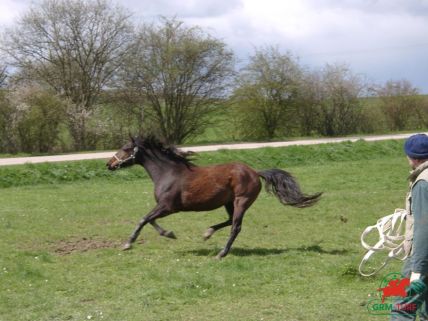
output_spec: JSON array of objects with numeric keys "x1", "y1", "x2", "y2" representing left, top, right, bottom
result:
[{"x1": 0, "y1": 140, "x2": 412, "y2": 321}]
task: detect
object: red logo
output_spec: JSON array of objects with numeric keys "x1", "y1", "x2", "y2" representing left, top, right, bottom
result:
[
  {"x1": 377, "y1": 278, "x2": 410, "y2": 303},
  {"x1": 367, "y1": 272, "x2": 421, "y2": 315}
]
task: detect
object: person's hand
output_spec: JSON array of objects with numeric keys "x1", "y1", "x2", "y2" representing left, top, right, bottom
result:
[
  {"x1": 410, "y1": 272, "x2": 421, "y2": 283},
  {"x1": 407, "y1": 279, "x2": 427, "y2": 296}
]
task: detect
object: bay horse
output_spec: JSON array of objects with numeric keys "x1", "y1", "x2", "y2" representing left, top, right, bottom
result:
[{"x1": 107, "y1": 135, "x2": 322, "y2": 258}]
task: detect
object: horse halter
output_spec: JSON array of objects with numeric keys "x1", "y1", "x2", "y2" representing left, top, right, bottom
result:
[{"x1": 113, "y1": 146, "x2": 139, "y2": 168}]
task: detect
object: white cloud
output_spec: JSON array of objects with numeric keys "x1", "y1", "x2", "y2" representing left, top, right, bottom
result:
[
  {"x1": 0, "y1": 0, "x2": 427, "y2": 92},
  {"x1": 126, "y1": 0, "x2": 242, "y2": 18},
  {"x1": 0, "y1": 0, "x2": 27, "y2": 26}
]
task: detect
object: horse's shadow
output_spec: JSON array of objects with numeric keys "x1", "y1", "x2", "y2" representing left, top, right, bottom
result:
[
  {"x1": 294, "y1": 244, "x2": 350, "y2": 256},
  {"x1": 183, "y1": 244, "x2": 350, "y2": 257}
]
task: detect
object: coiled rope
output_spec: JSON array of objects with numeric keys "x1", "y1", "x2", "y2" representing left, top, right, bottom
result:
[{"x1": 359, "y1": 209, "x2": 408, "y2": 277}]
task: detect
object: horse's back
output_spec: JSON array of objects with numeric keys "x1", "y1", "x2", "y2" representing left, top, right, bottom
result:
[
  {"x1": 192, "y1": 162, "x2": 260, "y2": 192},
  {"x1": 180, "y1": 162, "x2": 261, "y2": 211}
]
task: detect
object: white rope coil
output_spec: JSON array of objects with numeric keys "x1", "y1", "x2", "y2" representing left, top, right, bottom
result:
[{"x1": 359, "y1": 209, "x2": 408, "y2": 277}]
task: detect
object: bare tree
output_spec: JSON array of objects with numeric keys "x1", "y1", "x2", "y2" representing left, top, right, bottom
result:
[
  {"x1": 121, "y1": 18, "x2": 235, "y2": 144},
  {"x1": 232, "y1": 46, "x2": 302, "y2": 139},
  {"x1": 1, "y1": 0, "x2": 133, "y2": 150}
]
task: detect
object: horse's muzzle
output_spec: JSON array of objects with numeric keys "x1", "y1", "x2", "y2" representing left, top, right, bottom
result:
[{"x1": 106, "y1": 162, "x2": 118, "y2": 171}]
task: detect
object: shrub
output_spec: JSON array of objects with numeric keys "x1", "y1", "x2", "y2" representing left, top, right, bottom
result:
[{"x1": 13, "y1": 88, "x2": 67, "y2": 153}]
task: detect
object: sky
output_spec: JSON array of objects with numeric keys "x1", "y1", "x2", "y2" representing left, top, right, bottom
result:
[{"x1": 1, "y1": 0, "x2": 427, "y2": 93}]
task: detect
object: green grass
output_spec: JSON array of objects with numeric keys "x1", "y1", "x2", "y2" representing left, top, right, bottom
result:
[
  {"x1": 0, "y1": 140, "x2": 412, "y2": 320},
  {"x1": 0, "y1": 139, "x2": 405, "y2": 188}
]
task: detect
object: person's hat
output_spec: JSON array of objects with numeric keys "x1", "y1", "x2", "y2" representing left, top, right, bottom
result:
[{"x1": 404, "y1": 134, "x2": 428, "y2": 159}]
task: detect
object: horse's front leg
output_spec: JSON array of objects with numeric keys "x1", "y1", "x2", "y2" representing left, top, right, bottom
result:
[{"x1": 123, "y1": 206, "x2": 171, "y2": 250}]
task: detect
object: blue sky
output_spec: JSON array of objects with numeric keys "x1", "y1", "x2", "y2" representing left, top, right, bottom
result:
[{"x1": 1, "y1": 0, "x2": 427, "y2": 93}]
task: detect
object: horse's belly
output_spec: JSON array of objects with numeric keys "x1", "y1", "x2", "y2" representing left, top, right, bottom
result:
[{"x1": 181, "y1": 187, "x2": 233, "y2": 211}]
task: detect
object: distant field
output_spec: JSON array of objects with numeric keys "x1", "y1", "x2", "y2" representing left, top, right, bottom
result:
[{"x1": 0, "y1": 140, "x2": 412, "y2": 320}]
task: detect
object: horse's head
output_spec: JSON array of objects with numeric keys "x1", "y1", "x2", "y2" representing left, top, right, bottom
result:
[
  {"x1": 107, "y1": 134, "x2": 196, "y2": 171},
  {"x1": 106, "y1": 136, "x2": 140, "y2": 171}
]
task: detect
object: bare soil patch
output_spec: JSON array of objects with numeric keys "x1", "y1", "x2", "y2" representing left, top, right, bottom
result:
[{"x1": 53, "y1": 237, "x2": 120, "y2": 255}]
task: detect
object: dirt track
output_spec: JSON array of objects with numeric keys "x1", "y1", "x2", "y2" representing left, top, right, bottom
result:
[{"x1": 0, "y1": 132, "x2": 425, "y2": 166}]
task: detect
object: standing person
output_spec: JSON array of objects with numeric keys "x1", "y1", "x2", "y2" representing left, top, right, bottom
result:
[{"x1": 391, "y1": 134, "x2": 428, "y2": 320}]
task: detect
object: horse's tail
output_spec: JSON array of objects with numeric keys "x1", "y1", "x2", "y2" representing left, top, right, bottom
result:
[{"x1": 258, "y1": 169, "x2": 322, "y2": 208}]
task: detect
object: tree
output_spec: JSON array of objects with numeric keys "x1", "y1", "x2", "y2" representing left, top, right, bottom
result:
[
  {"x1": 414, "y1": 97, "x2": 428, "y2": 130},
  {"x1": 121, "y1": 18, "x2": 235, "y2": 144},
  {"x1": 0, "y1": 85, "x2": 66, "y2": 153},
  {"x1": 311, "y1": 64, "x2": 366, "y2": 136},
  {"x1": 0, "y1": 90, "x2": 19, "y2": 153},
  {"x1": 296, "y1": 71, "x2": 322, "y2": 136},
  {"x1": 1, "y1": 0, "x2": 133, "y2": 150},
  {"x1": 93, "y1": 89, "x2": 146, "y2": 149},
  {"x1": 0, "y1": 64, "x2": 7, "y2": 88},
  {"x1": 232, "y1": 46, "x2": 302, "y2": 139},
  {"x1": 376, "y1": 80, "x2": 421, "y2": 131}
]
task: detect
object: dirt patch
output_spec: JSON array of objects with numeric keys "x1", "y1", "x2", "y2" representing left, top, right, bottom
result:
[{"x1": 54, "y1": 237, "x2": 120, "y2": 255}]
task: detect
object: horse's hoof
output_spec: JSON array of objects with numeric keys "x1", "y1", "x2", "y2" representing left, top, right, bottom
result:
[
  {"x1": 216, "y1": 251, "x2": 226, "y2": 259},
  {"x1": 203, "y1": 228, "x2": 215, "y2": 241},
  {"x1": 122, "y1": 243, "x2": 132, "y2": 251},
  {"x1": 164, "y1": 231, "x2": 176, "y2": 239}
]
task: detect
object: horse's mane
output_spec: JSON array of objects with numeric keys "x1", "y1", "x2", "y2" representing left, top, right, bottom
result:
[{"x1": 137, "y1": 135, "x2": 196, "y2": 167}]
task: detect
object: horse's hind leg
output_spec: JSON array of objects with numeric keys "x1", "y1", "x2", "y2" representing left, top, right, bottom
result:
[
  {"x1": 150, "y1": 220, "x2": 176, "y2": 239},
  {"x1": 216, "y1": 209, "x2": 245, "y2": 259},
  {"x1": 216, "y1": 197, "x2": 252, "y2": 259},
  {"x1": 203, "y1": 203, "x2": 233, "y2": 240}
]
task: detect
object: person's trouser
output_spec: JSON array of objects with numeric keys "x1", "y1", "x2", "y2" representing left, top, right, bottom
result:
[{"x1": 390, "y1": 259, "x2": 428, "y2": 321}]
